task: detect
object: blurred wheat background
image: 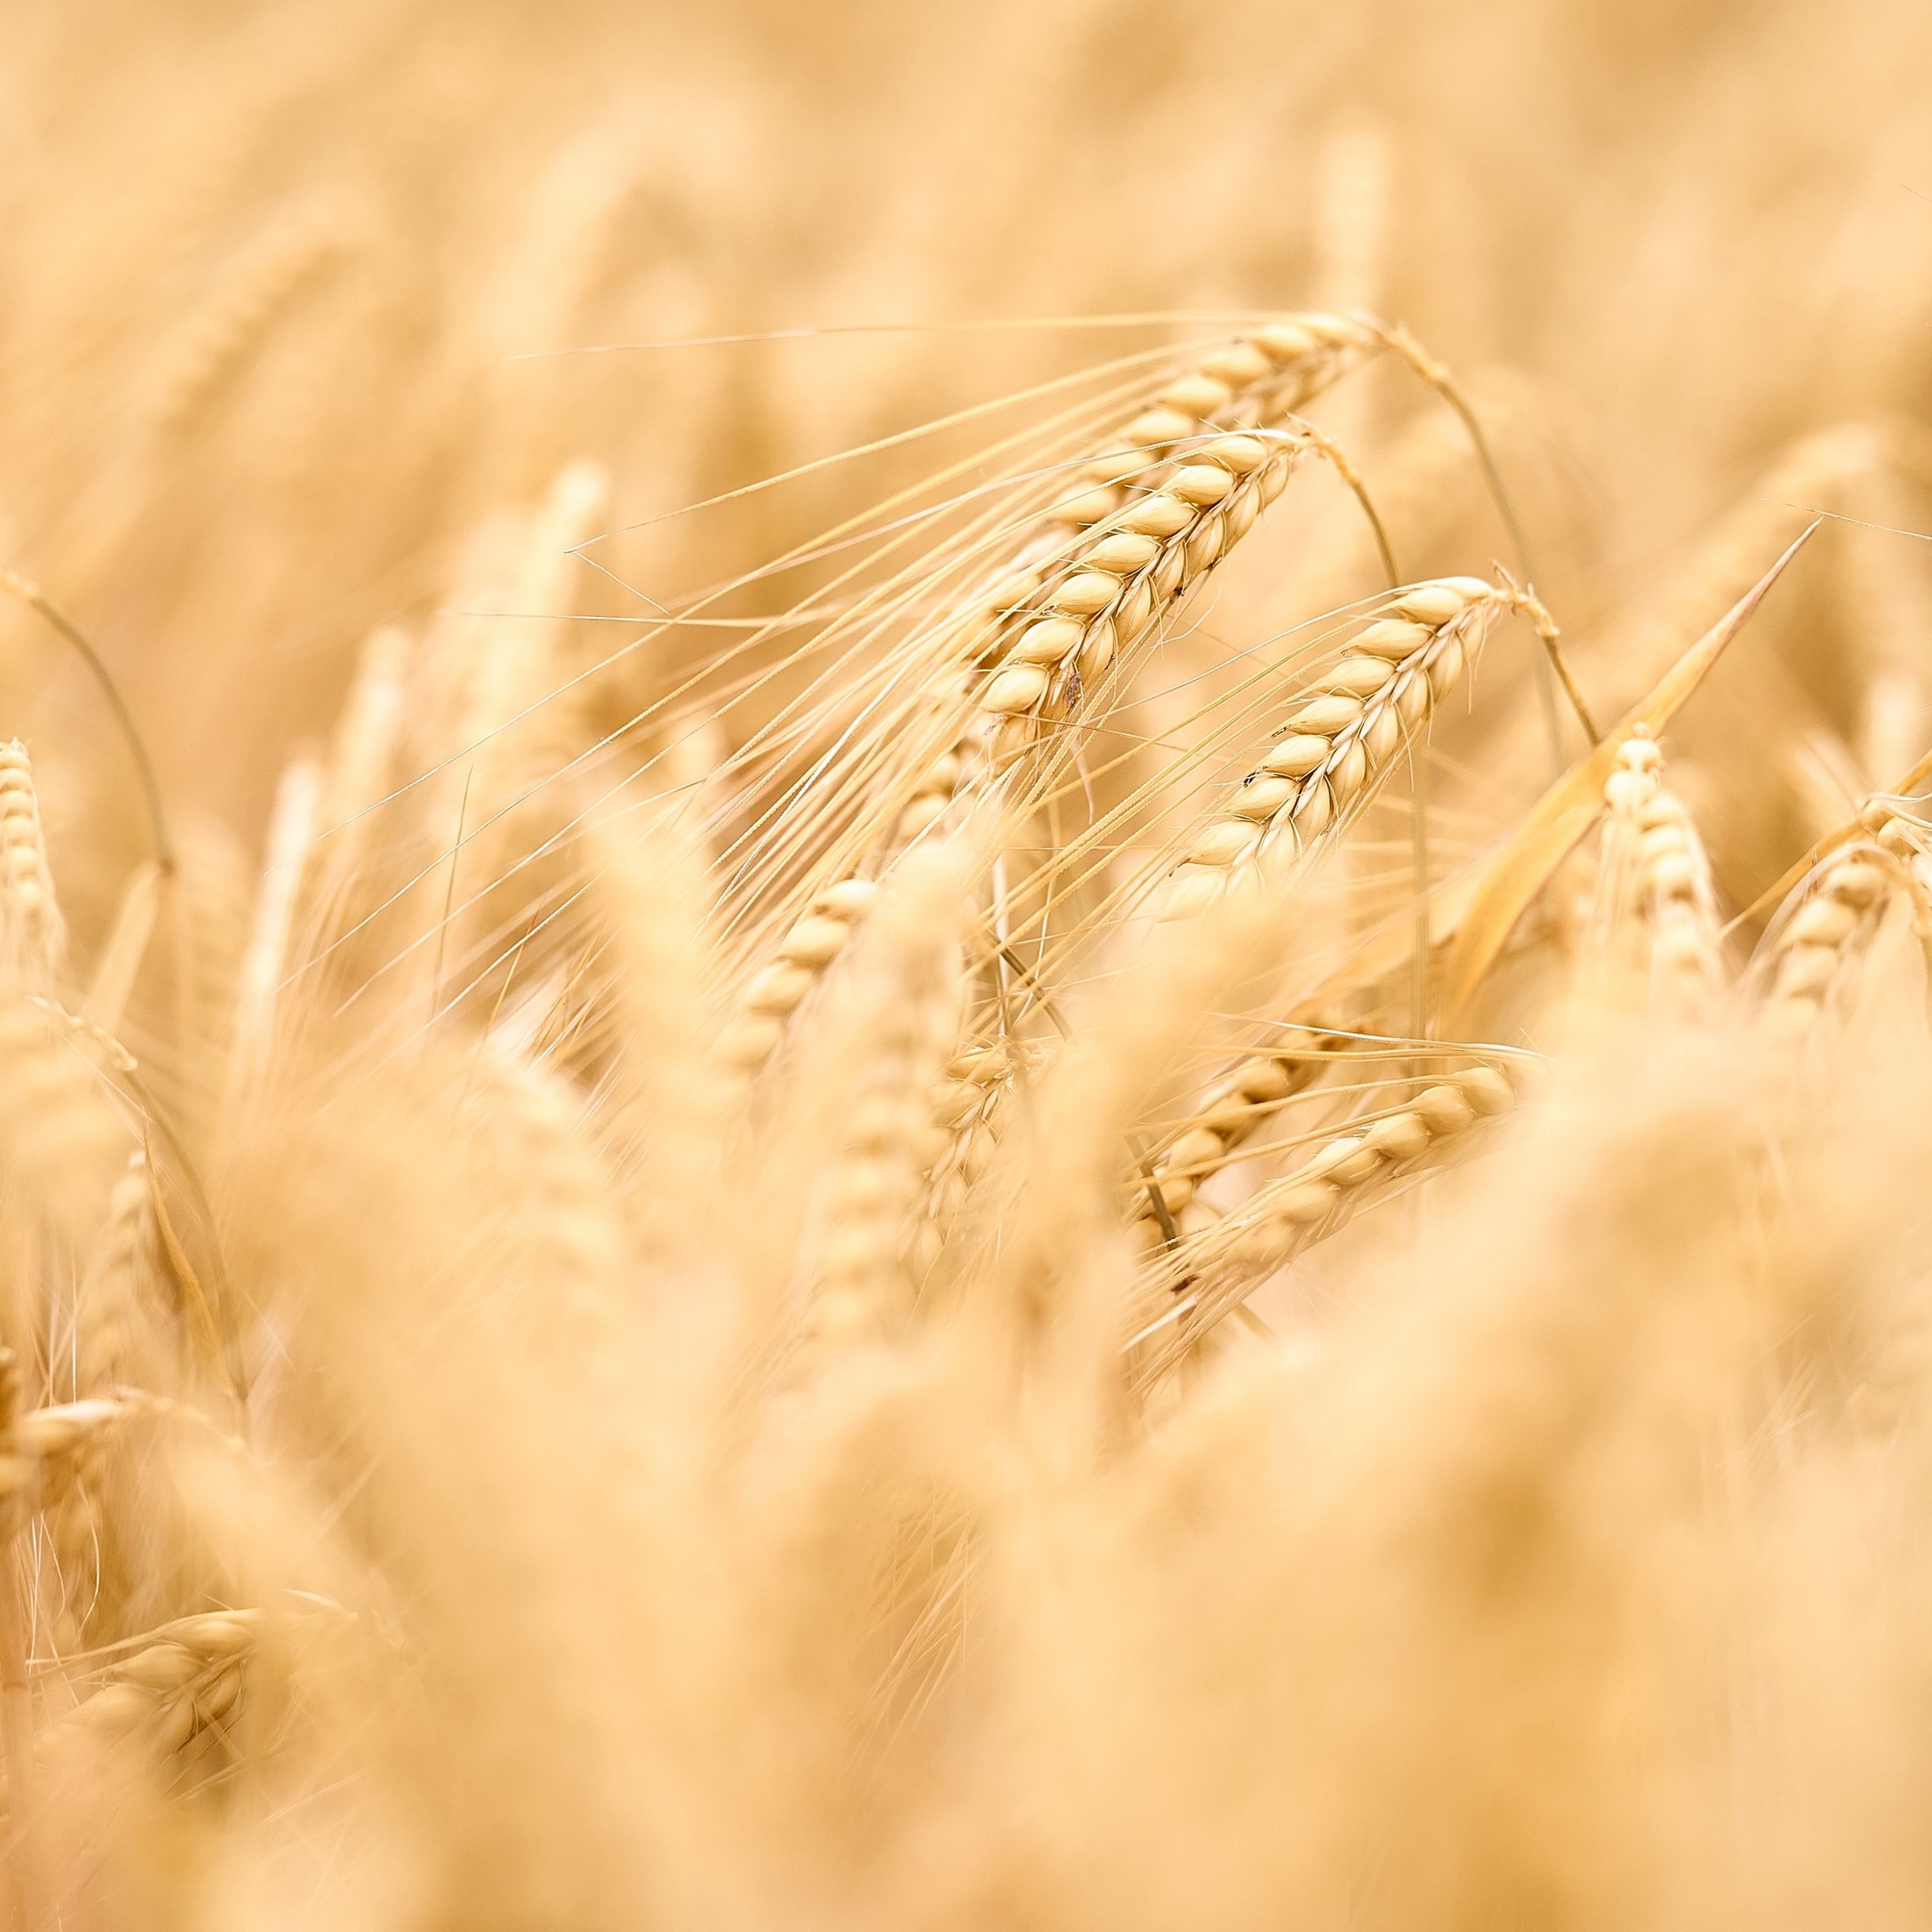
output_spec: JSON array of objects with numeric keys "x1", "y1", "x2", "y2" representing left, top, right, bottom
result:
[{"x1": 4, "y1": 0, "x2": 1932, "y2": 1925}]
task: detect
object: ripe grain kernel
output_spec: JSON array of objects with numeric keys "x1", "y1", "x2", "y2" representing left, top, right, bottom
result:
[
  {"x1": 1604, "y1": 769, "x2": 1655, "y2": 814},
  {"x1": 1390, "y1": 584, "x2": 1467, "y2": 625},
  {"x1": 1124, "y1": 407, "x2": 1192, "y2": 447},
  {"x1": 1084, "y1": 532, "x2": 1159, "y2": 574},
  {"x1": 1426, "y1": 638, "x2": 1466, "y2": 696},
  {"x1": 1307, "y1": 1136, "x2": 1382, "y2": 1185},
  {"x1": 1653, "y1": 928, "x2": 1706, "y2": 972},
  {"x1": 718, "y1": 1015, "x2": 784, "y2": 1068},
  {"x1": 1229, "y1": 775, "x2": 1296, "y2": 819},
  {"x1": 1325, "y1": 655, "x2": 1395, "y2": 698},
  {"x1": 1158, "y1": 374, "x2": 1233, "y2": 419},
  {"x1": 1165, "y1": 1126, "x2": 1225, "y2": 1174},
  {"x1": 1118, "y1": 493, "x2": 1194, "y2": 538},
  {"x1": 1200, "y1": 1092, "x2": 1253, "y2": 1136},
  {"x1": 948, "y1": 1046, "x2": 1004, "y2": 1084},
  {"x1": 929, "y1": 1082, "x2": 979, "y2": 1130},
  {"x1": 1050, "y1": 572, "x2": 1119, "y2": 616},
  {"x1": 1169, "y1": 465, "x2": 1235, "y2": 505},
  {"x1": 1291, "y1": 779, "x2": 1335, "y2": 837},
  {"x1": 1326, "y1": 739, "x2": 1369, "y2": 804},
  {"x1": 1198, "y1": 343, "x2": 1273, "y2": 388},
  {"x1": 1363, "y1": 1112, "x2": 1431, "y2": 1162},
  {"x1": 1648, "y1": 853, "x2": 1698, "y2": 901},
  {"x1": 1826, "y1": 860, "x2": 1885, "y2": 907},
  {"x1": 1775, "y1": 943, "x2": 1838, "y2": 998},
  {"x1": 1287, "y1": 696, "x2": 1361, "y2": 736},
  {"x1": 983, "y1": 664, "x2": 1049, "y2": 713},
  {"x1": 1056, "y1": 486, "x2": 1123, "y2": 526},
  {"x1": 1011, "y1": 618, "x2": 1084, "y2": 665},
  {"x1": 1391, "y1": 668, "x2": 1437, "y2": 722},
  {"x1": 1272, "y1": 1181, "x2": 1340, "y2": 1224},
  {"x1": 1411, "y1": 1084, "x2": 1478, "y2": 1135},
  {"x1": 1362, "y1": 704, "x2": 1402, "y2": 765},
  {"x1": 1229, "y1": 1220, "x2": 1295, "y2": 1266},
  {"x1": 1153, "y1": 1170, "x2": 1196, "y2": 1214},
  {"x1": 1221, "y1": 488, "x2": 1262, "y2": 541},
  {"x1": 1249, "y1": 320, "x2": 1319, "y2": 363},
  {"x1": 915, "y1": 750, "x2": 960, "y2": 794},
  {"x1": 1184, "y1": 514, "x2": 1226, "y2": 573},
  {"x1": 1161, "y1": 865, "x2": 1226, "y2": 919},
  {"x1": 1355, "y1": 618, "x2": 1432, "y2": 660},
  {"x1": 1262, "y1": 733, "x2": 1333, "y2": 777},
  {"x1": 985, "y1": 569, "x2": 1041, "y2": 613},
  {"x1": 815, "y1": 879, "x2": 879, "y2": 919},
  {"x1": 1189, "y1": 819, "x2": 1260, "y2": 867},
  {"x1": 779, "y1": 916, "x2": 851, "y2": 968},
  {"x1": 1114, "y1": 581, "x2": 1157, "y2": 639},
  {"x1": 1205, "y1": 434, "x2": 1268, "y2": 473},
  {"x1": 1303, "y1": 313, "x2": 1362, "y2": 345},
  {"x1": 1077, "y1": 619, "x2": 1118, "y2": 683},
  {"x1": 744, "y1": 963, "x2": 814, "y2": 1016},
  {"x1": 1457, "y1": 1066, "x2": 1516, "y2": 1114},
  {"x1": 1235, "y1": 1056, "x2": 1294, "y2": 1103},
  {"x1": 1084, "y1": 449, "x2": 1153, "y2": 484}
]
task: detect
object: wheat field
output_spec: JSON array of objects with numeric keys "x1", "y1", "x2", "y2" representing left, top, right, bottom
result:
[{"x1": 5, "y1": 1, "x2": 1932, "y2": 1925}]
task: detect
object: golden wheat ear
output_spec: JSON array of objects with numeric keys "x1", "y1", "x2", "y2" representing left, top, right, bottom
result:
[
  {"x1": 1152, "y1": 579, "x2": 1504, "y2": 921},
  {"x1": 0, "y1": 740, "x2": 66, "y2": 988},
  {"x1": 1573, "y1": 730, "x2": 1725, "y2": 1025},
  {"x1": 1126, "y1": 1062, "x2": 1524, "y2": 1387},
  {"x1": 716, "y1": 316, "x2": 1394, "y2": 1079},
  {"x1": 1749, "y1": 846, "x2": 1931, "y2": 1055}
]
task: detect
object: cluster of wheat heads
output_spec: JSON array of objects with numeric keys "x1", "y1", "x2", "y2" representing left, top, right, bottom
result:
[{"x1": 4, "y1": 307, "x2": 1932, "y2": 1928}]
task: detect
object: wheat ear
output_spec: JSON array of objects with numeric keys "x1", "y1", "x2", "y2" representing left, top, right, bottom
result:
[
  {"x1": 1128, "y1": 1063, "x2": 1521, "y2": 1385},
  {"x1": 30, "y1": 1609, "x2": 262, "y2": 1789},
  {"x1": 920, "y1": 1039, "x2": 1030, "y2": 1235},
  {"x1": 1584, "y1": 730, "x2": 1724, "y2": 1019},
  {"x1": 72, "y1": 1150, "x2": 170, "y2": 1398},
  {"x1": 809, "y1": 872, "x2": 965, "y2": 1340},
  {"x1": 1128, "y1": 1028, "x2": 1346, "y2": 1238},
  {"x1": 1155, "y1": 579, "x2": 1506, "y2": 919},
  {"x1": 1753, "y1": 848, "x2": 1926, "y2": 1045},
  {"x1": 143, "y1": 203, "x2": 345, "y2": 437},
  {"x1": 716, "y1": 878, "x2": 881, "y2": 1073},
  {"x1": 723, "y1": 319, "x2": 1389, "y2": 1074},
  {"x1": 0, "y1": 741, "x2": 65, "y2": 987},
  {"x1": 0, "y1": 979, "x2": 133, "y2": 1256},
  {"x1": 900, "y1": 352, "x2": 1367, "y2": 831}
]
